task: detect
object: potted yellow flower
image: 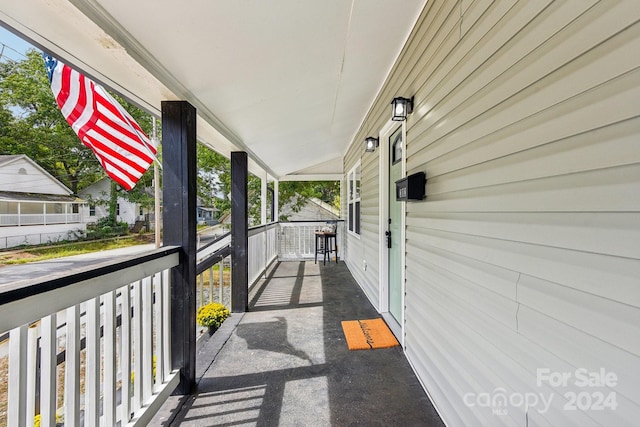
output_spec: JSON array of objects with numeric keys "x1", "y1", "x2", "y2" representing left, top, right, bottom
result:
[{"x1": 197, "y1": 302, "x2": 230, "y2": 335}]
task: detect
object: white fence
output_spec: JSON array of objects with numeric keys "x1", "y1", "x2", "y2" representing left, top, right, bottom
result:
[
  {"x1": 278, "y1": 221, "x2": 344, "y2": 261},
  {"x1": 0, "y1": 213, "x2": 82, "y2": 226},
  {"x1": 0, "y1": 247, "x2": 180, "y2": 427},
  {"x1": 0, "y1": 225, "x2": 86, "y2": 249},
  {"x1": 248, "y1": 223, "x2": 278, "y2": 286}
]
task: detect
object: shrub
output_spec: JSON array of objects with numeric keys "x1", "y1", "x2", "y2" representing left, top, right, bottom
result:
[
  {"x1": 197, "y1": 302, "x2": 230, "y2": 329},
  {"x1": 86, "y1": 217, "x2": 129, "y2": 239}
]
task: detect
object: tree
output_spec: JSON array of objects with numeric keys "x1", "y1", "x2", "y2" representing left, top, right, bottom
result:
[
  {"x1": 0, "y1": 50, "x2": 103, "y2": 193},
  {"x1": 277, "y1": 181, "x2": 340, "y2": 220},
  {"x1": 197, "y1": 143, "x2": 230, "y2": 213},
  {"x1": 1, "y1": 49, "x2": 158, "y2": 225},
  {"x1": 196, "y1": 143, "x2": 339, "y2": 224}
]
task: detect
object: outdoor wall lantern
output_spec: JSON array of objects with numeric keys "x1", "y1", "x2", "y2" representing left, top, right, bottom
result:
[
  {"x1": 364, "y1": 136, "x2": 379, "y2": 152},
  {"x1": 391, "y1": 96, "x2": 414, "y2": 121}
]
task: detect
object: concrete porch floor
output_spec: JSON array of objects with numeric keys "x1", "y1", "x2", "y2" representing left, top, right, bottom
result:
[{"x1": 153, "y1": 261, "x2": 444, "y2": 426}]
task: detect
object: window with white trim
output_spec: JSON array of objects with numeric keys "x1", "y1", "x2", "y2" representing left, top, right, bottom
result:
[{"x1": 347, "y1": 162, "x2": 361, "y2": 236}]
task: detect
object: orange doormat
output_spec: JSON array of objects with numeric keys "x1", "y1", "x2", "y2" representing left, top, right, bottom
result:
[{"x1": 341, "y1": 318, "x2": 399, "y2": 350}]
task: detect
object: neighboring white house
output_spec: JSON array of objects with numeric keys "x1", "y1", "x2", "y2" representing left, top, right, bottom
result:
[
  {"x1": 0, "y1": 155, "x2": 85, "y2": 249},
  {"x1": 280, "y1": 197, "x2": 339, "y2": 221},
  {"x1": 79, "y1": 177, "x2": 147, "y2": 227}
]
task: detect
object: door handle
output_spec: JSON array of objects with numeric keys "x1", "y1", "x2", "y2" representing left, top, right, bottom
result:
[{"x1": 385, "y1": 230, "x2": 392, "y2": 249}]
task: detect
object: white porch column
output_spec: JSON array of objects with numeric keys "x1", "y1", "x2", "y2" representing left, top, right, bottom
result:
[
  {"x1": 339, "y1": 178, "x2": 344, "y2": 219},
  {"x1": 274, "y1": 180, "x2": 279, "y2": 222},
  {"x1": 261, "y1": 171, "x2": 267, "y2": 225}
]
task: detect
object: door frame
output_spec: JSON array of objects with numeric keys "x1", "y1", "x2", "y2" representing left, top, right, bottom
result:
[{"x1": 377, "y1": 119, "x2": 406, "y2": 345}]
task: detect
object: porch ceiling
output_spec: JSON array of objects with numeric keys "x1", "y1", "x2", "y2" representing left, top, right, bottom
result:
[{"x1": 0, "y1": 0, "x2": 425, "y2": 179}]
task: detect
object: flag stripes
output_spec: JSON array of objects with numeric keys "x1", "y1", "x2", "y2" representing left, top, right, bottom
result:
[{"x1": 43, "y1": 54, "x2": 156, "y2": 190}]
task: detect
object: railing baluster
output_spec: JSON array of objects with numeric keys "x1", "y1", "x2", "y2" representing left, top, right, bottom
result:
[
  {"x1": 85, "y1": 297, "x2": 100, "y2": 426},
  {"x1": 8, "y1": 325, "x2": 27, "y2": 427},
  {"x1": 26, "y1": 324, "x2": 38, "y2": 425},
  {"x1": 162, "y1": 269, "x2": 171, "y2": 380},
  {"x1": 154, "y1": 273, "x2": 164, "y2": 386},
  {"x1": 219, "y1": 260, "x2": 224, "y2": 304},
  {"x1": 40, "y1": 314, "x2": 57, "y2": 427},
  {"x1": 208, "y1": 266, "x2": 214, "y2": 304},
  {"x1": 120, "y1": 284, "x2": 132, "y2": 423},
  {"x1": 64, "y1": 306, "x2": 80, "y2": 426},
  {"x1": 142, "y1": 276, "x2": 153, "y2": 403},
  {"x1": 103, "y1": 291, "x2": 117, "y2": 425},
  {"x1": 199, "y1": 274, "x2": 204, "y2": 309},
  {"x1": 133, "y1": 280, "x2": 143, "y2": 413}
]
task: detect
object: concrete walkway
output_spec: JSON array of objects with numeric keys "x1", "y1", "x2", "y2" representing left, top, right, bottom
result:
[{"x1": 154, "y1": 261, "x2": 443, "y2": 426}]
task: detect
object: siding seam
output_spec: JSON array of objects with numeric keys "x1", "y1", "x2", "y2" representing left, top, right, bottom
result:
[{"x1": 515, "y1": 272, "x2": 521, "y2": 332}]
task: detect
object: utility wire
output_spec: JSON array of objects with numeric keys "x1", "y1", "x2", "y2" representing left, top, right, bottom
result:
[{"x1": 0, "y1": 42, "x2": 29, "y2": 62}]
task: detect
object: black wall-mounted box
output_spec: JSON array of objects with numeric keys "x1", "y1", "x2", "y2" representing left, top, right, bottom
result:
[{"x1": 395, "y1": 172, "x2": 426, "y2": 201}]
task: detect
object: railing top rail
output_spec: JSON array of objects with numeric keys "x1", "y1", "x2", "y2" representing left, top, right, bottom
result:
[
  {"x1": 198, "y1": 231, "x2": 231, "y2": 252},
  {"x1": 248, "y1": 222, "x2": 278, "y2": 237},
  {"x1": 278, "y1": 219, "x2": 344, "y2": 223},
  {"x1": 196, "y1": 245, "x2": 231, "y2": 275},
  {"x1": 248, "y1": 221, "x2": 278, "y2": 232},
  {"x1": 0, "y1": 246, "x2": 180, "y2": 333}
]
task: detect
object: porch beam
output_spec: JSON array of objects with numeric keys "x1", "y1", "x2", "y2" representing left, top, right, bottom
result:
[
  {"x1": 162, "y1": 100, "x2": 197, "y2": 394},
  {"x1": 279, "y1": 174, "x2": 343, "y2": 181},
  {"x1": 231, "y1": 152, "x2": 248, "y2": 312}
]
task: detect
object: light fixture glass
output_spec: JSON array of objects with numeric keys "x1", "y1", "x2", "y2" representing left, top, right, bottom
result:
[
  {"x1": 391, "y1": 96, "x2": 414, "y2": 121},
  {"x1": 364, "y1": 136, "x2": 379, "y2": 152}
]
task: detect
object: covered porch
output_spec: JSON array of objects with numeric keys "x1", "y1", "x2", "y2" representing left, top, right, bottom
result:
[
  {"x1": 155, "y1": 260, "x2": 442, "y2": 426},
  {"x1": 1, "y1": 0, "x2": 639, "y2": 426}
]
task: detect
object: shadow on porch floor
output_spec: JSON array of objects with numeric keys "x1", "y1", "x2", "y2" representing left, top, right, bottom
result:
[{"x1": 152, "y1": 261, "x2": 444, "y2": 426}]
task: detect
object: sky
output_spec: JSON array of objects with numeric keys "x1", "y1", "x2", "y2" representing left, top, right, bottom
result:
[{"x1": 0, "y1": 25, "x2": 37, "y2": 61}]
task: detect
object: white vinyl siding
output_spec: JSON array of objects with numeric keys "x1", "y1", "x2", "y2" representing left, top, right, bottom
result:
[{"x1": 343, "y1": 0, "x2": 640, "y2": 426}]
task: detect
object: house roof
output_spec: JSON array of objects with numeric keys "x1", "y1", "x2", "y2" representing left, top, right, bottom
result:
[
  {"x1": 0, "y1": 1, "x2": 426, "y2": 179},
  {"x1": 0, "y1": 154, "x2": 74, "y2": 196},
  {"x1": 281, "y1": 197, "x2": 339, "y2": 221},
  {"x1": 0, "y1": 155, "x2": 23, "y2": 167},
  {"x1": 0, "y1": 190, "x2": 82, "y2": 203}
]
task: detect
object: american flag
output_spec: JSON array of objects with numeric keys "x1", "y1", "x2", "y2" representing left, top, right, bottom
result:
[{"x1": 43, "y1": 54, "x2": 157, "y2": 191}]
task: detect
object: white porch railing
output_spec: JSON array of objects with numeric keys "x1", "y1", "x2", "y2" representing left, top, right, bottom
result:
[
  {"x1": 195, "y1": 233, "x2": 232, "y2": 324},
  {"x1": 0, "y1": 247, "x2": 180, "y2": 427},
  {"x1": 248, "y1": 222, "x2": 278, "y2": 286},
  {"x1": 0, "y1": 220, "x2": 345, "y2": 427},
  {"x1": 0, "y1": 213, "x2": 82, "y2": 226},
  {"x1": 278, "y1": 221, "x2": 344, "y2": 261}
]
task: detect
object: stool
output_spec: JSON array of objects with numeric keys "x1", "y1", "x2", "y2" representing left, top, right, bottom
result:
[{"x1": 314, "y1": 232, "x2": 337, "y2": 265}]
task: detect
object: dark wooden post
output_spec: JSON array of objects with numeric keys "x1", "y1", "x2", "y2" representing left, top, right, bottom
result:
[
  {"x1": 231, "y1": 152, "x2": 248, "y2": 312},
  {"x1": 162, "y1": 101, "x2": 197, "y2": 394}
]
